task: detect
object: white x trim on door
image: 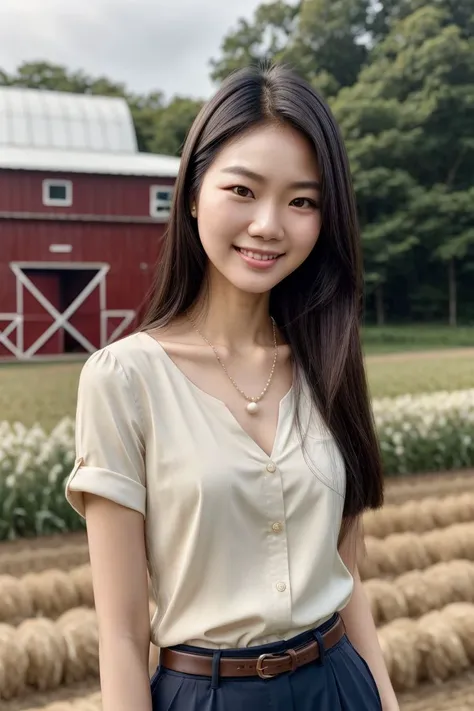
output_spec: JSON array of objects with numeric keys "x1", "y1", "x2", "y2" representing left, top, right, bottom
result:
[{"x1": 0, "y1": 262, "x2": 136, "y2": 360}]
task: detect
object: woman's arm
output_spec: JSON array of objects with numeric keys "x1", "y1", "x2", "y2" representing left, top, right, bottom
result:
[
  {"x1": 84, "y1": 493, "x2": 153, "y2": 711},
  {"x1": 338, "y1": 519, "x2": 400, "y2": 711}
]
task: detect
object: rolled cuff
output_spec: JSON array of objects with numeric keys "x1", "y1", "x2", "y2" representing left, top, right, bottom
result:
[{"x1": 65, "y1": 460, "x2": 146, "y2": 519}]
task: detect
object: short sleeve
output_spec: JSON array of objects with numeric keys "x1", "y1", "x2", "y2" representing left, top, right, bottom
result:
[{"x1": 65, "y1": 347, "x2": 146, "y2": 519}]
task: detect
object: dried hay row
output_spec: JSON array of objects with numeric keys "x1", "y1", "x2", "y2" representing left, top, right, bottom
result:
[
  {"x1": 0, "y1": 566, "x2": 156, "y2": 626},
  {"x1": 365, "y1": 560, "x2": 474, "y2": 625},
  {"x1": 378, "y1": 603, "x2": 474, "y2": 690},
  {"x1": 0, "y1": 605, "x2": 157, "y2": 701},
  {"x1": 15, "y1": 673, "x2": 474, "y2": 711},
  {"x1": 21, "y1": 693, "x2": 102, "y2": 711},
  {"x1": 360, "y1": 522, "x2": 474, "y2": 579},
  {"x1": 1, "y1": 602, "x2": 474, "y2": 700},
  {"x1": 6, "y1": 603, "x2": 474, "y2": 711},
  {"x1": 0, "y1": 545, "x2": 89, "y2": 578},
  {"x1": 3, "y1": 556, "x2": 474, "y2": 633},
  {"x1": 398, "y1": 669, "x2": 474, "y2": 710},
  {"x1": 363, "y1": 493, "x2": 474, "y2": 538},
  {"x1": 0, "y1": 566, "x2": 93, "y2": 625},
  {"x1": 1, "y1": 680, "x2": 100, "y2": 711}
]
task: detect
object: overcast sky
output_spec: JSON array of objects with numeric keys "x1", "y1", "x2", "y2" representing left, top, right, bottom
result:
[{"x1": 0, "y1": 0, "x2": 265, "y2": 100}]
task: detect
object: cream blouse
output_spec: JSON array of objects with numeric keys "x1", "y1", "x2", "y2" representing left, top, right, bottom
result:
[{"x1": 65, "y1": 332, "x2": 353, "y2": 649}]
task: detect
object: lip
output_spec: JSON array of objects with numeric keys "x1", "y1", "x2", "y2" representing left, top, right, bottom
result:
[{"x1": 233, "y1": 246, "x2": 284, "y2": 270}]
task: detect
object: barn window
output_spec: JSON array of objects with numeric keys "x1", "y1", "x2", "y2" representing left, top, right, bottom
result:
[
  {"x1": 150, "y1": 185, "x2": 173, "y2": 219},
  {"x1": 43, "y1": 179, "x2": 73, "y2": 207}
]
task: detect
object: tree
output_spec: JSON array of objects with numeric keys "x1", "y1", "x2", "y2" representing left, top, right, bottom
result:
[
  {"x1": 0, "y1": 61, "x2": 127, "y2": 95},
  {"x1": 409, "y1": 186, "x2": 474, "y2": 325},
  {"x1": 210, "y1": 0, "x2": 375, "y2": 95},
  {"x1": 291, "y1": 0, "x2": 371, "y2": 91},
  {"x1": 209, "y1": 1, "x2": 300, "y2": 84},
  {"x1": 333, "y1": 3, "x2": 474, "y2": 324},
  {"x1": 144, "y1": 97, "x2": 204, "y2": 156},
  {"x1": 368, "y1": 0, "x2": 474, "y2": 42}
]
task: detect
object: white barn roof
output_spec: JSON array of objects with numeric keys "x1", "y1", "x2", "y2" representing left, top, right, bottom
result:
[
  {"x1": 0, "y1": 86, "x2": 180, "y2": 177},
  {"x1": 0, "y1": 145, "x2": 181, "y2": 177},
  {"x1": 0, "y1": 87, "x2": 137, "y2": 153}
]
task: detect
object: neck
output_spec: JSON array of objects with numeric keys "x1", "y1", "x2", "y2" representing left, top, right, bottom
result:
[{"x1": 189, "y1": 272, "x2": 274, "y2": 351}]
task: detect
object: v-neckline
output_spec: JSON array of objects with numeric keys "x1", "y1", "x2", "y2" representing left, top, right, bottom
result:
[{"x1": 139, "y1": 331, "x2": 293, "y2": 460}]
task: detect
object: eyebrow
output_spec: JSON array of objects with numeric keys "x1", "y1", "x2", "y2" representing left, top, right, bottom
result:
[{"x1": 220, "y1": 166, "x2": 321, "y2": 191}]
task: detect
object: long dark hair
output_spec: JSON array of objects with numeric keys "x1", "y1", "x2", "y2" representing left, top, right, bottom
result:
[{"x1": 140, "y1": 64, "x2": 384, "y2": 528}]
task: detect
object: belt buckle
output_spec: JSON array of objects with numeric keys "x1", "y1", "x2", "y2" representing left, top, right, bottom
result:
[{"x1": 256, "y1": 652, "x2": 280, "y2": 679}]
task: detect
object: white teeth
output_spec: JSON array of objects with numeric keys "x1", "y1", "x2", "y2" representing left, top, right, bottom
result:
[{"x1": 239, "y1": 249, "x2": 279, "y2": 261}]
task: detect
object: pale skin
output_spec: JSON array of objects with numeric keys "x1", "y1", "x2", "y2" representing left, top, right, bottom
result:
[{"x1": 84, "y1": 122, "x2": 399, "y2": 710}]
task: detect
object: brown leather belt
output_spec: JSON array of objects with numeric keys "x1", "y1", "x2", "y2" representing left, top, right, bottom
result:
[{"x1": 160, "y1": 616, "x2": 345, "y2": 680}]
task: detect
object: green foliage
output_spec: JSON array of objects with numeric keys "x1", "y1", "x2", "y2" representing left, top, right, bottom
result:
[
  {"x1": 209, "y1": 1, "x2": 301, "y2": 84},
  {"x1": 373, "y1": 389, "x2": 474, "y2": 476},
  {"x1": 362, "y1": 325, "x2": 474, "y2": 353},
  {"x1": 147, "y1": 97, "x2": 203, "y2": 156},
  {"x1": 0, "y1": 419, "x2": 83, "y2": 540},
  {"x1": 331, "y1": 2, "x2": 474, "y2": 323},
  {"x1": 0, "y1": 60, "x2": 127, "y2": 95},
  {"x1": 1, "y1": 0, "x2": 474, "y2": 322}
]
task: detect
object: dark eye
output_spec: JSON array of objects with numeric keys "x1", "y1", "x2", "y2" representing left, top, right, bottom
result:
[
  {"x1": 291, "y1": 197, "x2": 318, "y2": 209},
  {"x1": 232, "y1": 186, "x2": 253, "y2": 198}
]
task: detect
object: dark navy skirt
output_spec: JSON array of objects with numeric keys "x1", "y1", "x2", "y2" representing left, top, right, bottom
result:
[{"x1": 150, "y1": 614, "x2": 383, "y2": 710}]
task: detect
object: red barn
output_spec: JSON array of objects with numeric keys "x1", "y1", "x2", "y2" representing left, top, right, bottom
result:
[{"x1": 0, "y1": 87, "x2": 180, "y2": 360}]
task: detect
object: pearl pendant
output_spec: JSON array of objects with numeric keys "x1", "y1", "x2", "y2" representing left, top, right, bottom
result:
[{"x1": 246, "y1": 401, "x2": 259, "y2": 415}]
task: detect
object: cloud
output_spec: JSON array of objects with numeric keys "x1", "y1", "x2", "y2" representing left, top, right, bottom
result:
[{"x1": 0, "y1": 0, "x2": 263, "y2": 99}]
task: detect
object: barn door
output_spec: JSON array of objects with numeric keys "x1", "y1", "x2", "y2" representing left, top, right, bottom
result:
[
  {"x1": 19, "y1": 266, "x2": 104, "y2": 357},
  {"x1": 61, "y1": 270, "x2": 100, "y2": 352},
  {"x1": 23, "y1": 271, "x2": 63, "y2": 355},
  {"x1": 7, "y1": 262, "x2": 136, "y2": 360}
]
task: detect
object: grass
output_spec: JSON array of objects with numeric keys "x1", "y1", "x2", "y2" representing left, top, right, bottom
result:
[
  {"x1": 0, "y1": 362, "x2": 83, "y2": 431},
  {"x1": 1, "y1": 346, "x2": 473, "y2": 430},
  {"x1": 366, "y1": 349, "x2": 474, "y2": 399},
  {"x1": 362, "y1": 325, "x2": 474, "y2": 354}
]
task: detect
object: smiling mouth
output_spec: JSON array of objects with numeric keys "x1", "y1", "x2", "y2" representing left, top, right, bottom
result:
[{"x1": 234, "y1": 247, "x2": 283, "y2": 262}]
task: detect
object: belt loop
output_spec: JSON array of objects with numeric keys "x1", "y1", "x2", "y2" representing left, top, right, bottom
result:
[
  {"x1": 211, "y1": 650, "x2": 222, "y2": 689},
  {"x1": 311, "y1": 630, "x2": 326, "y2": 666}
]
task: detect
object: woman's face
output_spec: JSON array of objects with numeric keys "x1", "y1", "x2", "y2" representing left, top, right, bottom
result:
[{"x1": 195, "y1": 122, "x2": 322, "y2": 295}]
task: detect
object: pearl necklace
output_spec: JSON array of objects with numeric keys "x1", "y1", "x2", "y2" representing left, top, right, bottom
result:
[{"x1": 193, "y1": 318, "x2": 278, "y2": 415}]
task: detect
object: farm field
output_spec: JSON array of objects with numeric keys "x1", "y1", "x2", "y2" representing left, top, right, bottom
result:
[
  {"x1": 0, "y1": 335, "x2": 473, "y2": 708},
  {"x1": 1, "y1": 346, "x2": 474, "y2": 430},
  {"x1": 1, "y1": 471, "x2": 474, "y2": 710}
]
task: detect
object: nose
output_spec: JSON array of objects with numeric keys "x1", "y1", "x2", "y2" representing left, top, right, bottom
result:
[{"x1": 247, "y1": 203, "x2": 284, "y2": 241}]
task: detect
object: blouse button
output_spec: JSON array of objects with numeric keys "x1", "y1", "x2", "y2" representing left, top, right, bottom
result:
[
  {"x1": 272, "y1": 522, "x2": 283, "y2": 533},
  {"x1": 266, "y1": 462, "x2": 276, "y2": 473},
  {"x1": 276, "y1": 582, "x2": 287, "y2": 592}
]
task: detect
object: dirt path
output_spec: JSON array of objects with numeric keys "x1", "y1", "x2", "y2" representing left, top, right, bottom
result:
[
  {"x1": 384, "y1": 469, "x2": 474, "y2": 504},
  {"x1": 3, "y1": 681, "x2": 100, "y2": 711},
  {"x1": 366, "y1": 347, "x2": 474, "y2": 364},
  {"x1": 399, "y1": 668, "x2": 474, "y2": 710},
  {"x1": 0, "y1": 530, "x2": 86, "y2": 554}
]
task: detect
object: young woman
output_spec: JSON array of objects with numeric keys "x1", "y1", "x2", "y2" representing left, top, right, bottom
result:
[{"x1": 66, "y1": 64, "x2": 399, "y2": 711}]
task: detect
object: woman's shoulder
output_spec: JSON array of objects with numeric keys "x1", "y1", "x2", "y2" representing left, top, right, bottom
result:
[{"x1": 79, "y1": 331, "x2": 165, "y2": 389}]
